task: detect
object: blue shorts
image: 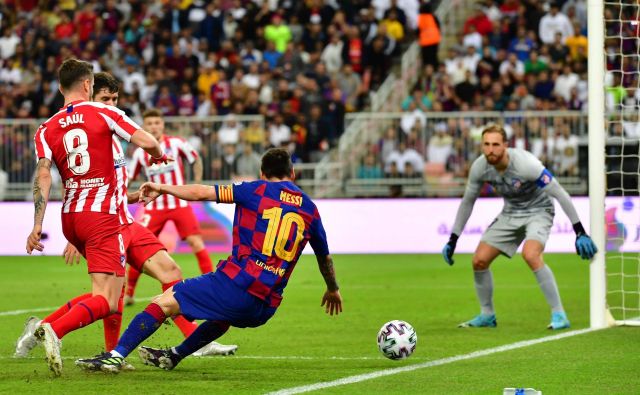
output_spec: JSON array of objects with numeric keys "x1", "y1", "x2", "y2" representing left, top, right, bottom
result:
[{"x1": 173, "y1": 271, "x2": 277, "y2": 328}]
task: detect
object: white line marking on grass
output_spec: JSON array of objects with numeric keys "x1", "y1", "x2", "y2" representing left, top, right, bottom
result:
[
  {"x1": 0, "y1": 297, "x2": 154, "y2": 317},
  {"x1": 3, "y1": 355, "x2": 416, "y2": 361},
  {"x1": 267, "y1": 327, "x2": 599, "y2": 395}
]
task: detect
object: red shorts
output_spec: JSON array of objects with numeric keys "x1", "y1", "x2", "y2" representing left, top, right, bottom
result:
[
  {"x1": 122, "y1": 222, "x2": 166, "y2": 271},
  {"x1": 62, "y1": 212, "x2": 126, "y2": 276},
  {"x1": 139, "y1": 206, "x2": 201, "y2": 240}
]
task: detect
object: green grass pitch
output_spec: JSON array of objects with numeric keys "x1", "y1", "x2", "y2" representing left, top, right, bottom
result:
[{"x1": 0, "y1": 253, "x2": 638, "y2": 394}]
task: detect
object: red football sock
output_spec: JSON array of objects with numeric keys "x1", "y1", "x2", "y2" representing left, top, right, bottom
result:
[
  {"x1": 126, "y1": 265, "x2": 142, "y2": 298},
  {"x1": 162, "y1": 280, "x2": 197, "y2": 337},
  {"x1": 50, "y1": 295, "x2": 111, "y2": 339},
  {"x1": 103, "y1": 287, "x2": 125, "y2": 350},
  {"x1": 42, "y1": 293, "x2": 92, "y2": 324},
  {"x1": 195, "y1": 248, "x2": 213, "y2": 274}
]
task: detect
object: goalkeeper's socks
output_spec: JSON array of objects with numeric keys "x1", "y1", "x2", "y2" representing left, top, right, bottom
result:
[
  {"x1": 42, "y1": 293, "x2": 92, "y2": 324},
  {"x1": 174, "y1": 320, "x2": 230, "y2": 357},
  {"x1": 474, "y1": 269, "x2": 495, "y2": 315},
  {"x1": 534, "y1": 264, "x2": 564, "y2": 313},
  {"x1": 51, "y1": 295, "x2": 111, "y2": 339},
  {"x1": 114, "y1": 303, "x2": 166, "y2": 358},
  {"x1": 195, "y1": 249, "x2": 213, "y2": 274},
  {"x1": 161, "y1": 280, "x2": 198, "y2": 337},
  {"x1": 103, "y1": 287, "x2": 125, "y2": 350}
]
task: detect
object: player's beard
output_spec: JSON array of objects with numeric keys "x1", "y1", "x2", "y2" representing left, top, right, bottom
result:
[{"x1": 485, "y1": 151, "x2": 503, "y2": 165}]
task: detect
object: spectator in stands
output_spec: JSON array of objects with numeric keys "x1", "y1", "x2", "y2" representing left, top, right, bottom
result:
[
  {"x1": 337, "y1": 64, "x2": 363, "y2": 112},
  {"x1": 400, "y1": 101, "x2": 427, "y2": 135},
  {"x1": 357, "y1": 152, "x2": 384, "y2": 179},
  {"x1": 548, "y1": 32, "x2": 569, "y2": 63},
  {"x1": 554, "y1": 63, "x2": 579, "y2": 103},
  {"x1": 269, "y1": 113, "x2": 292, "y2": 148},
  {"x1": 305, "y1": 104, "x2": 331, "y2": 162},
  {"x1": 233, "y1": 142, "x2": 262, "y2": 179},
  {"x1": 321, "y1": 33, "x2": 344, "y2": 75},
  {"x1": 218, "y1": 114, "x2": 242, "y2": 145},
  {"x1": 565, "y1": 21, "x2": 588, "y2": 62},
  {"x1": 464, "y1": 5, "x2": 493, "y2": 36},
  {"x1": 427, "y1": 123, "x2": 453, "y2": 165},
  {"x1": 553, "y1": 122, "x2": 579, "y2": 176},
  {"x1": 524, "y1": 50, "x2": 548, "y2": 75},
  {"x1": 508, "y1": 26, "x2": 535, "y2": 62},
  {"x1": 538, "y1": 2, "x2": 574, "y2": 45},
  {"x1": 265, "y1": 14, "x2": 292, "y2": 53},
  {"x1": 417, "y1": 2, "x2": 441, "y2": 68}
]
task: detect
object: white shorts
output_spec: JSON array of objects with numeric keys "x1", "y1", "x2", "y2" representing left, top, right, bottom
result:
[{"x1": 480, "y1": 211, "x2": 554, "y2": 258}]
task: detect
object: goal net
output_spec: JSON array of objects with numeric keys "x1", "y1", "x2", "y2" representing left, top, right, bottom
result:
[{"x1": 595, "y1": 1, "x2": 640, "y2": 326}]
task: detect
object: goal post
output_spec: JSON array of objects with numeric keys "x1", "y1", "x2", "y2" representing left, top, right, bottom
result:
[{"x1": 588, "y1": 0, "x2": 607, "y2": 329}]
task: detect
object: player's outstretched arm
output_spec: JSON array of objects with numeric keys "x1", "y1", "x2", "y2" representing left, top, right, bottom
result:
[
  {"x1": 27, "y1": 158, "x2": 52, "y2": 254},
  {"x1": 139, "y1": 182, "x2": 216, "y2": 204},
  {"x1": 316, "y1": 254, "x2": 342, "y2": 316}
]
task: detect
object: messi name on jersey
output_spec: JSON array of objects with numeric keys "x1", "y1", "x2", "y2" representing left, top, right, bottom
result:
[{"x1": 280, "y1": 190, "x2": 302, "y2": 206}]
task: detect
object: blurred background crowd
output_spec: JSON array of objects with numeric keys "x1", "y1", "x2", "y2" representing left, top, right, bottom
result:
[{"x1": 0, "y1": 0, "x2": 636, "y2": 197}]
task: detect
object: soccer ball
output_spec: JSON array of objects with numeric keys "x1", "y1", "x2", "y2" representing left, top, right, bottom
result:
[{"x1": 377, "y1": 320, "x2": 417, "y2": 360}]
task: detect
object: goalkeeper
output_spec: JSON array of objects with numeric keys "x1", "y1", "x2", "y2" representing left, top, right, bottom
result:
[{"x1": 442, "y1": 125, "x2": 597, "y2": 330}]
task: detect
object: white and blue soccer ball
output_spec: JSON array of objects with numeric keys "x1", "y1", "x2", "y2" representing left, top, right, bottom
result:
[{"x1": 377, "y1": 320, "x2": 417, "y2": 360}]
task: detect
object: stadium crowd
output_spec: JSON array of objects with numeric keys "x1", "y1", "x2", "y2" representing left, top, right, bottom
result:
[
  {"x1": 361, "y1": 0, "x2": 637, "y2": 190},
  {"x1": 0, "y1": 0, "x2": 419, "y2": 185}
]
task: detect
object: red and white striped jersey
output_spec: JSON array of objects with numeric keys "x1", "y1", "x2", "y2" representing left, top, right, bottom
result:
[
  {"x1": 112, "y1": 136, "x2": 135, "y2": 225},
  {"x1": 34, "y1": 101, "x2": 140, "y2": 215},
  {"x1": 128, "y1": 134, "x2": 199, "y2": 211}
]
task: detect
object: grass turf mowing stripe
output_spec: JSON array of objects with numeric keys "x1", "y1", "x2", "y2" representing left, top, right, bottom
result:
[{"x1": 267, "y1": 327, "x2": 600, "y2": 395}]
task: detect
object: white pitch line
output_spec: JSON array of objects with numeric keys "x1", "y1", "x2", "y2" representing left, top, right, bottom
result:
[
  {"x1": 0, "y1": 297, "x2": 154, "y2": 317},
  {"x1": 267, "y1": 327, "x2": 599, "y2": 395},
  {"x1": 2, "y1": 355, "x2": 409, "y2": 361}
]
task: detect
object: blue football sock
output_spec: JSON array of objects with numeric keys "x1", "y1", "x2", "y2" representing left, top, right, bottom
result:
[
  {"x1": 174, "y1": 320, "x2": 230, "y2": 357},
  {"x1": 114, "y1": 304, "x2": 166, "y2": 358}
]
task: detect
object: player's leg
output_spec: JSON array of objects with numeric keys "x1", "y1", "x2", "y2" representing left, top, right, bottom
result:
[
  {"x1": 460, "y1": 215, "x2": 520, "y2": 328},
  {"x1": 523, "y1": 213, "x2": 570, "y2": 329},
  {"x1": 125, "y1": 210, "x2": 166, "y2": 301},
  {"x1": 102, "y1": 285, "x2": 125, "y2": 351},
  {"x1": 124, "y1": 265, "x2": 142, "y2": 305},
  {"x1": 175, "y1": 206, "x2": 213, "y2": 274},
  {"x1": 75, "y1": 287, "x2": 180, "y2": 372}
]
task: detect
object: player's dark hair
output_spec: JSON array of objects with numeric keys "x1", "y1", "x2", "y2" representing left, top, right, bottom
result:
[
  {"x1": 93, "y1": 72, "x2": 119, "y2": 95},
  {"x1": 261, "y1": 148, "x2": 293, "y2": 179},
  {"x1": 58, "y1": 59, "x2": 93, "y2": 92},
  {"x1": 143, "y1": 108, "x2": 164, "y2": 119},
  {"x1": 481, "y1": 124, "x2": 508, "y2": 142}
]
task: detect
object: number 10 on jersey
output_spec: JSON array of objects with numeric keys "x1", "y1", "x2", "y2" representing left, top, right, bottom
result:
[{"x1": 261, "y1": 207, "x2": 305, "y2": 261}]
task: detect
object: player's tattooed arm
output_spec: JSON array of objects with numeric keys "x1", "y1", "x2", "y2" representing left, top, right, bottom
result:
[
  {"x1": 192, "y1": 156, "x2": 203, "y2": 183},
  {"x1": 32, "y1": 158, "x2": 52, "y2": 226},
  {"x1": 317, "y1": 254, "x2": 339, "y2": 291},
  {"x1": 27, "y1": 158, "x2": 52, "y2": 253},
  {"x1": 317, "y1": 254, "x2": 343, "y2": 315}
]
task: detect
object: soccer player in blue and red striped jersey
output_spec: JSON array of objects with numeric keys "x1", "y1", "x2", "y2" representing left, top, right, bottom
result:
[{"x1": 76, "y1": 148, "x2": 342, "y2": 372}]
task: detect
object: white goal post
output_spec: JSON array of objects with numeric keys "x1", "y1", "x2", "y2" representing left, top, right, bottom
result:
[
  {"x1": 588, "y1": 0, "x2": 607, "y2": 329},
  {"x1": 590, "y1": 1, "x2": 640, "y2": 327}
]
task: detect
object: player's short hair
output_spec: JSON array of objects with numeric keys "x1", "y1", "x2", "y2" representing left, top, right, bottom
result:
[
  {"x1": 261, "y1": 148, "x2": 293, "y2": 179},
  {"x1": 143, "y1": 108, "x2": 164, "y2": 119},
  {"x1": 481, "y1": 124, "x2": 508, "y2": 142},
  {"x1": 58, "y1": 59, "x2": 93, "y2": 92},
  {"x1": 93, "y1": 72, "x2": 119, "y2": 95}
]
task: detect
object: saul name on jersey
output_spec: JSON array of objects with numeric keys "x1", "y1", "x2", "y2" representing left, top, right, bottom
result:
[{"x1": 58, "y1": 113, "x2": 84, "y2": 128}]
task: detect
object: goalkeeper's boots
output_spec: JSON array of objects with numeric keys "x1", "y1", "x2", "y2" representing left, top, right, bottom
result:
[
  {"x1": 547, "y1": 311, "x2": 571, "y2": 330},
  {"x1": 35, "y1": 323, "x2": 63, "y2": 376},
  {"x1": 14, "y1": 316, "x2": 42, "y2": 357},
  {"x1": 138, "y1": 346, "x2": 182, "y2": 370},
  {"x1": 192, "y1": 341, "x2": 238, "y2": 357},
  {"x1": 75, "y1": 352, "x2": 124, "y2": 373},
  {"x1": 458, "y1": 313, "x2": 497, "y2": 328}
]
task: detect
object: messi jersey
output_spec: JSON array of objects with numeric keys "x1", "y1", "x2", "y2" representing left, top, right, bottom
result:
[{"x1": 214, "y1": 180, "x2": 329, "y2": 307}]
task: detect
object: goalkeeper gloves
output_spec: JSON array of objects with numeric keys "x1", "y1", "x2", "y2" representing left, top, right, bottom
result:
[
  {"x1": 442, "y1": 233, "x2": 458, "y2": 266},
  {"x1": 573, "y1": 222, "x2": 598, "y2": 260}
]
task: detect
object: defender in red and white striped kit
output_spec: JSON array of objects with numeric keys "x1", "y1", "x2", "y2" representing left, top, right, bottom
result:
[
  {"x1": 25, "y1": 60, "x2": 167, "y2": 376},
  {"x1": 126, "y1": 109, "x2": 213, "y2": 302}
]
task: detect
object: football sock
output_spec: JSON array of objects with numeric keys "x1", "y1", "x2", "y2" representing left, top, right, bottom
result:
[
  {"x1": 50, "y1": 295, "x2": 111, "y2": 339},
  {"x1": 162, "y1": 280, "x2": 198, "y2": 337},
  {"x1": 114, "y1": 303, "x2": 166, "y2": 358},
  {"x1": 195, "y1": 248, "x2": 213, "y2": 274},
  {"x1": 173, "y1": 320, "x2": 230, "y2": 357},
  {"x1": 474, "y1": 269, "x2": 495, "y2": 315},
  {"x1": 42, "y1": 293, "x2": 92, "y2": 324},
  {"x1": 534, "y1": 264, "x2": 564, "y2": 313},
  {"x1": 103, "y1": 287, "x2": 125, "y2": 350},
  {"x1": 125, "y1": 265, "x2": 142, "y2": 298}
]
